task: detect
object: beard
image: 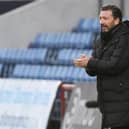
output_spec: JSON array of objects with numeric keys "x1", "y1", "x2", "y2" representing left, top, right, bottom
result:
[
  {"x1": 100, "y1": 24, "x2": 115, "y2": 41},
  {"x1": 101, "y1": 31, "x2": 111, "y2": 42}
]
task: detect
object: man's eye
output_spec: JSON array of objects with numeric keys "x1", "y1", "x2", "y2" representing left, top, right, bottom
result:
[{"x1": 103, "y1": 17, "x2": 108, "y2": 20}]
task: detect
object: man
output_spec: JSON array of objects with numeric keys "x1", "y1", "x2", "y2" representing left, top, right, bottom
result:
[{"x1": 74, "y1": 5, "x2": 129, "y2": 129}]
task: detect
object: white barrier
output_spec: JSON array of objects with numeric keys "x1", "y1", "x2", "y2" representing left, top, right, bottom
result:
[
  {"x1": 0, "y1": 78, "x2": 61, "y2": 129},
  {"x1": 61, "y1": 82, "x2": 102, "y2": 129}
]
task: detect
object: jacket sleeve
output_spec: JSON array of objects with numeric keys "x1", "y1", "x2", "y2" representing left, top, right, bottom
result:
[
  {"x1": 85, "y1": 40, "x2": 98, "y2": 76},
  {"x1": 86, "y1": 34, "x2": 129, "y2": 75},
  {"x1": 85, "y1": 67, "x2": 97, "y2": 76}
]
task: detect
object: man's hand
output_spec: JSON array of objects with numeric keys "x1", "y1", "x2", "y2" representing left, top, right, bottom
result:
[{"x1": 73, "y1": 54, "x2": 92, "y2": 67}]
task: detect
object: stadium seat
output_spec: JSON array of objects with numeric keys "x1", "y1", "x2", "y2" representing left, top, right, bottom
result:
[
  {"x1": 73, "y1": 18, "x2": 100, "y2": 33},
  {"x1": 0, "y1": 48, "x2": 48, "y2": 64},
  {"x1": 57, "y1": 49, "x2": 92, "y2": 65},
  {"x1": 30, "y1": 32, "x2": 96, "y2": 49},
  {"x1": 11, "y1": 64, "x2": 96, "y2": 83},
  {"x1": 12, "y1": 64, "x2": 44, "y2": 79}
]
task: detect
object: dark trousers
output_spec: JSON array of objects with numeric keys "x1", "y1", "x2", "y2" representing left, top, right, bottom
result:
[
  {"x1": 111, "y1": 127, "x2": 129, "y2": 129},
  {"x1": 101, "y1": 114, "x2": 129, "y2": 129}
]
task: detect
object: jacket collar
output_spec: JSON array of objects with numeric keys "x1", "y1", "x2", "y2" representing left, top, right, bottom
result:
[{"x1": 101, "y1": 23, "x2": 121, "y2": 42}]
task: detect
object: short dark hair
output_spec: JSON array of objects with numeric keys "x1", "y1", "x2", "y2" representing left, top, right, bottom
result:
[{"x1": 101, "y1": 5, "x2": 122, "y2": 22}]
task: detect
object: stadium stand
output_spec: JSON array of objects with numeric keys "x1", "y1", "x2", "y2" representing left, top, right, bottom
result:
[{"x1": 72, "y1": 18, "x2": 101, "y2": 33}]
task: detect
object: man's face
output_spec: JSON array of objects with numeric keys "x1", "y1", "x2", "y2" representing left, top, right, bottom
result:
[{"x1": 99, "y1": 10, "x2": 118, "y2": 32}]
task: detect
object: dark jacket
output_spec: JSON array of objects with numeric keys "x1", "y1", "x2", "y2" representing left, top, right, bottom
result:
[{"x1": 86, "y1": 21, "x2": 129, "y2": 128}]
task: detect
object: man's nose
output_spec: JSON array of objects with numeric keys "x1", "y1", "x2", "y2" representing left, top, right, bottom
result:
[{"x1": 99, "y1": 19, "x2": 103, "y2": 25}]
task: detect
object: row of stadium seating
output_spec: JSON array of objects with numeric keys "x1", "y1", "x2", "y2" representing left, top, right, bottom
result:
[
  {"x1": 29, "y1": 32, "x2": 96, "y2": 49},
  {"x1": 0, "y1": 48, "x2": 47, "y2": 64},
  {"x1": 12, "y1": 64, "x2": 96, "y2": 82},
  {"x1": 0, "y1": 48, "x2": 92, "y2": 65},
  {"x1": 72, "y1": 18, "x2": 100, "y2": 33}
]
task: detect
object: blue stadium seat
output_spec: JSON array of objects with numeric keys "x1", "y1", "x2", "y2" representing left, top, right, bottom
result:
[
  {"x1": 30, "y1": 32, "x2": 95, "y2": 49},
  {"x1": 57, "y1": 49, "x2": 92, "y2": 65},
  {"x1": 73, "y1": 18, "x2": 100, "y2": 33},
  {"x1": 12, "y1": 64, "x2": 43, "y2": 79},
  {"x1": 11, "y1": 64, "x2": 96, "y2": 83},
  {"x1": 41, "y1": 65, "x2": 94, "y2": 82},
  {"x1": 0, "y1": 48, "x2": 48, "y2": 64}
]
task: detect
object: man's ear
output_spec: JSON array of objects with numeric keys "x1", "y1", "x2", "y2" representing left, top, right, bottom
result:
[{"x1": 115, "y1": 18, "x2": 120, "y2": 25}]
